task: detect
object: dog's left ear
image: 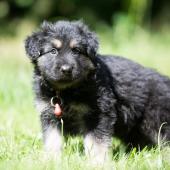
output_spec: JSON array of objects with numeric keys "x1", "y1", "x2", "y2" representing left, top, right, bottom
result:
[
  {"x1": 25, "y1": 31, "x2": 43, "y2": 61},
  {"x1": 73, "y1": 21, "x2": 99, "y2": 57}
]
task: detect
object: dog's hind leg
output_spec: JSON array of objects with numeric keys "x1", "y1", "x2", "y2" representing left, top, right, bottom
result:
[{"x1": 139, "y1": 106, "x2": 170, "y2": 147}]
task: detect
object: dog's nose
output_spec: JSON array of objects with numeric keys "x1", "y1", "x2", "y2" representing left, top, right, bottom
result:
[{"x1": 60, "y1": 65, "x2": 73, "y2": 74}]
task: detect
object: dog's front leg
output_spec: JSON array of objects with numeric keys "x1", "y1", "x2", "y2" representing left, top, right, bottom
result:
[
  {"x1": 41, "y1": 112, "x2": 63, "y2": 158},
  {"x1": 84, "y1": 133, "x2": 111, "y2": 165},
  {"x1": 43, "y1": 124, "x2": 62, "y2": 157},
  {"x1": 37, "y1": 98, "x2": 63, "y2": 158},
  {"x1": 84, "y1": 113, "x2": 114, "y2": 165}
]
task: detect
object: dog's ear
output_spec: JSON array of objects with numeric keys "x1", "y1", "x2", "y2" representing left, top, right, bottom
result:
[
  {"x1": 73, "y1": 21, "x2": 99, "y2": 57},
  {"x1": 25, "y1": 31, "x2": 43, "y2": 61}
]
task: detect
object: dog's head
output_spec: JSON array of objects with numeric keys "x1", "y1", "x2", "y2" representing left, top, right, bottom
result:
[{"x1": 25, "y1": 20, "x2": 98, "y2": 89}]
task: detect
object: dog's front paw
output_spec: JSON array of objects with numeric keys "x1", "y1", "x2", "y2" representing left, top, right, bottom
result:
[{"x1": 84, "y1": 134, "x2": 110, "y2": 166}]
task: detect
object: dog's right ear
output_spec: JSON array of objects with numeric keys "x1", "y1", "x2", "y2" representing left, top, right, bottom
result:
[
  {"x1": 72, "y1": 21, "x2": 99, "y2": 58},
  {"x1": 25, "y1": 31, "x2": 42, "y2": 61}
]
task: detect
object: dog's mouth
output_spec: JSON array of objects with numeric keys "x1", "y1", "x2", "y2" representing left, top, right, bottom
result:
[
  {"x1": 43, "y1": 67, "x2": 95, "y2": 89},
  {"x1": 47, "y1": 74, "x2": 82, "y2": 89},
  {"x1": 52, "y1": 79, "x2": 81, "y2": 89}
]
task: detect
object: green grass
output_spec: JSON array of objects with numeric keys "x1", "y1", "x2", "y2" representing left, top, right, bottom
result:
[{"x1": 0, "y1": 23, "x2": 170, "y2": 170}]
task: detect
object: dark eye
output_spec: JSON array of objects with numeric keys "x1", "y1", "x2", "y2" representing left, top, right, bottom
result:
[
  {"x1": 50, "y1": 48, "x2": 57, "y2": 54},
  {"x1": 72, "y1": 47, "x2": 81, "y2": 54}
]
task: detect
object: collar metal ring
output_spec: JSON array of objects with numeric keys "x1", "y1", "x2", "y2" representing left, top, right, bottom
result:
[{"x1": 50, "y1": 96, "x2": 63, "y2": 107}]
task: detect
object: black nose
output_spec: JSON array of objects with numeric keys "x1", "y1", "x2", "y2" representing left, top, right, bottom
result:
[{"x1": 60, "y1": 65, "x2": 73, "y2": 74}]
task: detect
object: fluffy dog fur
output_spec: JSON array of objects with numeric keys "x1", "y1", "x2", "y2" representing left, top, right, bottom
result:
[{"x1": 25, "y1": 20, "x2": 170, "y2": 163}]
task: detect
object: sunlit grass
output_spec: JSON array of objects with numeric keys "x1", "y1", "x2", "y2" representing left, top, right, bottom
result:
[{"x1": 0, "y1": 22, "x2": 170, "y2": 169}]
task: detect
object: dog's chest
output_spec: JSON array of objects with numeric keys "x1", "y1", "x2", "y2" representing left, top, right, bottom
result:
[{"x1": 61, "y1": 102, "x2": 91, "y2": 135}]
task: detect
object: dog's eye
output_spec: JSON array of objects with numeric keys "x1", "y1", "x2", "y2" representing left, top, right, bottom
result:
[
  {"x1": 72, "y1": 47, "x2": 81, "y2": 54},
  {"x1": 50, "y1": 48, "x2": 57, "y2": 54}
]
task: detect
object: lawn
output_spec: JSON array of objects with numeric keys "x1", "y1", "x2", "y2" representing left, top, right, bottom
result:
[{"x1": 0, "y1": 23, "x2": 170, "y2": 170}]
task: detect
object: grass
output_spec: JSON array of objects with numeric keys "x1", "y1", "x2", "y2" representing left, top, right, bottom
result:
[{"x1": 0, "y1": 22, "x2": 170, "y2": 169}]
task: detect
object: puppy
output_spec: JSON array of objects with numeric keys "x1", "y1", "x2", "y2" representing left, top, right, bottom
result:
[{"x1": 25, "y1": 20, "x2": 170, "y2": 163}]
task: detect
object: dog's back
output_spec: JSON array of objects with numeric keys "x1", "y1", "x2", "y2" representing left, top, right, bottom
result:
[{"x1": 97, "y1": 54, "x2": 170, "y2": 146}]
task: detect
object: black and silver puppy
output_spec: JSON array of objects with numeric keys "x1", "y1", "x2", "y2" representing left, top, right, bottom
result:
[{"x1": 25, "y1": 20, "x2": 170, "y2": 163}]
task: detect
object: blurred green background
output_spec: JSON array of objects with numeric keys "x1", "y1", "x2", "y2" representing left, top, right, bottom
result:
[
  {"x1": 0, "y1": 0, "x2": 170, "y2": 72},
  {"x1": 0, "y1": 1, "x2": 170, "y2": 169},
  {"x1": 0, "y1": 0, "x2": 170, "y2": 34}
]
